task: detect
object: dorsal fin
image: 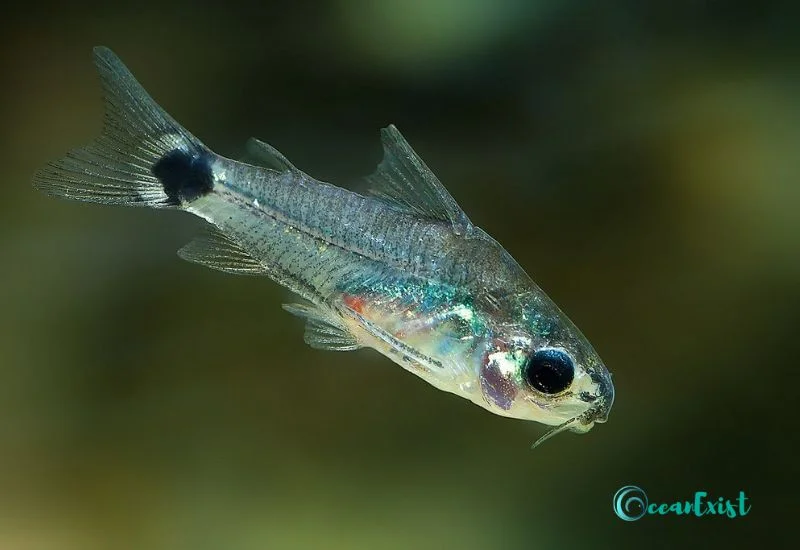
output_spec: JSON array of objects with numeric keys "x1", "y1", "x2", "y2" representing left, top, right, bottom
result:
[
  {"x1": 244, "y1": 137, "x2": 300, "y2": 172},
  {"x1": 365, "y1": 125, "x2": 473, "y2": 236}
]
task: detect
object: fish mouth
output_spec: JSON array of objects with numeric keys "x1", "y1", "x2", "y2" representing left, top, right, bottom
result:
[
  {"x1": 581, "y1": 371, "x2": 615, "y2": 425},
  {"x1": 530, "y1": 370, "x2": 614, "y2": 449}
]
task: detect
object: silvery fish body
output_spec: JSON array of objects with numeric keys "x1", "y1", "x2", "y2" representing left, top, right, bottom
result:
[{"x1": 34, "y1": 47, "x2": 614, "y2": 446}]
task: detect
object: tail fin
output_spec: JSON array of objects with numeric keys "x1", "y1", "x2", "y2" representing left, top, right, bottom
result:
[{"x1": 33, "y1": 46, "x2": 213, "y2": 207}]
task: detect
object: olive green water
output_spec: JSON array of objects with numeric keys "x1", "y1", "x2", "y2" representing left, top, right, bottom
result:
[{"x1": 0, "y1": 2, "x2": 795, "y2": 548}]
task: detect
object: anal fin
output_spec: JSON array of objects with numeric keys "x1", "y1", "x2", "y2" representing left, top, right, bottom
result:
[
  {"x1": 178, "y1": 227, "x2": 267, "y2": 275},
  {"x1": 283, "y1": 302, "x2": 360, "y2": 352}
]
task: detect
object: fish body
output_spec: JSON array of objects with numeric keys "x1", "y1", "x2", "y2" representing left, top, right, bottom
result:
[{"x1": 34, "y1": 47, "x2": 614, "y2": 445}]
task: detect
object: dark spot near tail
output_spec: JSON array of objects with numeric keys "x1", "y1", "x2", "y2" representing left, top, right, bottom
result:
[{"x1": 152, "y1": 149, "x2": 214, "y2": 205}]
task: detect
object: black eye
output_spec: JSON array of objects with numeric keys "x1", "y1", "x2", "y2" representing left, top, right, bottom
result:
[{"x1": 523, "y1": 349, "x2": 574, "y2": 394}]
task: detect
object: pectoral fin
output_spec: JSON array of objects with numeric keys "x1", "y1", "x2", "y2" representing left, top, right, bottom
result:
[{"x1": 339, "y1": 305, "x2": 443, "y2": 373}]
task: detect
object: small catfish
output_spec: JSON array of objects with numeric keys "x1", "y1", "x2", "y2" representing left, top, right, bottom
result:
[{"x1": 34, "y1": 47, "x2": 614, "y2": 447}]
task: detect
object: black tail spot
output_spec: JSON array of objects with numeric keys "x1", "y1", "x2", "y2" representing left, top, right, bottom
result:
[{"x1": 152, "y1": 149, "x2": 214, "y2": 205}]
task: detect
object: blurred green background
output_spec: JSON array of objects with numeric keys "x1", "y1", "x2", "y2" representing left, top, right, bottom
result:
[{"x1": 1, "y1": 1, "x2": 796, "y2": 548}]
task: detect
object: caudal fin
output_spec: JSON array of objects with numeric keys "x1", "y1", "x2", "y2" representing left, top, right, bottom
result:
[{"x1": 33, "y1": 46, "x2": 214, "y2": 207}]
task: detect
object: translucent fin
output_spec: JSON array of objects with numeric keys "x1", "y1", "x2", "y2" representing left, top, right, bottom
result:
[
  {"x1": 245, "y1": 138, "x2": 300, "y2": 172},
  {"x1": 342, "y1": 306, "x2": 443, "y2": 371},
  {"x1": 178, "y1": 227, "x2": 267, "y2": 275},
  {"x1": 32, "y1": 46, "x2": 207, "y2": 207},
  {"x1": 283, "y1": 303, "x2": 360, "y2": 351},
  {"x1": 179, "y1": 227, "x2": 323, "y2": 305},
  {"x1": 366, "y1": 125, "x2": 473, "y2": 235}
]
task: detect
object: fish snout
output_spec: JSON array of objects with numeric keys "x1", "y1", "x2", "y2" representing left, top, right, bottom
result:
[{"x1": 586, "y1": 371, "x2": 615, "y2": 424}]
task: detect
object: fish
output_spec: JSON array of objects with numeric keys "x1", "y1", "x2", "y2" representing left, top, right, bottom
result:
[{"x1": 33, "y1": 46, "x2": 614, "y2": 447}]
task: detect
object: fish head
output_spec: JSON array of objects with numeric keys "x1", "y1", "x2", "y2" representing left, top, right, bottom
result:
[{"x1": 475, "y1": 291, "x2": 614, "y2": 440}]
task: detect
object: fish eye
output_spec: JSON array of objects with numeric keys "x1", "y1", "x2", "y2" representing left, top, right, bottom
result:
[{"x1": 523, "y1": 349, "x2": 574, "y2": 394}]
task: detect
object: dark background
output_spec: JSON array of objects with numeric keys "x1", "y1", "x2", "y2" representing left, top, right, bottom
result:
[{"x1": 1, "y1": 1, "x2": 796, "y2": 548}]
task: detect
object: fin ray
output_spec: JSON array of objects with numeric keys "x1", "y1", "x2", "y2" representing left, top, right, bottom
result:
[
  {"x1": 366, "y1": 125, "x2": 473, "y2": 235},
  {"x1": 341, "y1": 306, "x2": 443, "y2": 371},
  {"x1": 283, "y1": 302, "x2": 360, "y2": 351},
  {"x1": 178, "y1": 227, "x2": 267, "y2": 275},
  {"x1": 179, "y1": 226, "x2": 323, "y2": 304},
  {"x1": 33, "y1": 46, "x2": 208, "y2": 207},
  {"x1": 244, "y1": 138, "x2": 300, "y2": 172}
]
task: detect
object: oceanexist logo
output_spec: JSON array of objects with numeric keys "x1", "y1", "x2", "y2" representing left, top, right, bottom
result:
[{"x1": 613, "y1": 486, "x2": 751, "y2": 521}]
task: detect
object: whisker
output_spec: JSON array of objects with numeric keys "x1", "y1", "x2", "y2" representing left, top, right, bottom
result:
[{"x1": 530, "y1": 416, "x2": 580, "y2": 450}]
